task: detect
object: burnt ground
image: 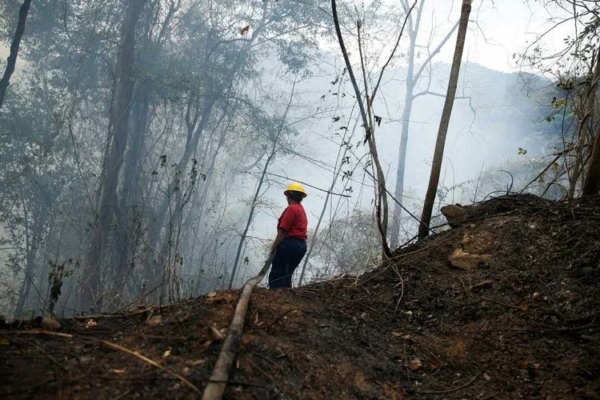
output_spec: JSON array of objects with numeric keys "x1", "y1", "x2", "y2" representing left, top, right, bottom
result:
[{"x1": 1, "y1": 194, "x2": 600, "y2": 399}]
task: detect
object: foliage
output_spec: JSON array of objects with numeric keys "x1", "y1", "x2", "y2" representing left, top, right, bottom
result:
[
  {"x1": 306, "y1": 210, "x2": 380, "y2": 280},
  {"x1": 47, "y1": 259, "x2": 79, "y2": 315}
]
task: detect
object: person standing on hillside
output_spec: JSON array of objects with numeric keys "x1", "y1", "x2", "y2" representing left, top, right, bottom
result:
[{"x1": 269, "y1": 182, "x2": 308, "y2": 289}]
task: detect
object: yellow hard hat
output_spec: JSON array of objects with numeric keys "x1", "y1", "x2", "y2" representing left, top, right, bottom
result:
[{"x1": 284, "y1": 182, "x2": 307, "y2": 198}]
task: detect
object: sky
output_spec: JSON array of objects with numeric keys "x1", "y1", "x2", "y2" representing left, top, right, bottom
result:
[
  {"x1": 411, "y1": 0, "x2": 570, "y2": 73},
  {"x1": 0, "y1": 1, "x2": 571, "y2": 79}
]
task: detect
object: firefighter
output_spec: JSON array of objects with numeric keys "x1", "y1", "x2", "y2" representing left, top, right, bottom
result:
[{"x1": 269, "y1": 182, "x2": 308, "y2": 289}]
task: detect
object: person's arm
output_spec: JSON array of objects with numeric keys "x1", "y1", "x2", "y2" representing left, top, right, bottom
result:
[{"x1": 271, "y1": 228, "x2": 287, "y2": 253}]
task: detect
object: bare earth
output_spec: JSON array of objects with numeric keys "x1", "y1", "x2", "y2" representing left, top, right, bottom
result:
[{"x1": 1, "y1": 194, "x2": 599, "y2": 399}]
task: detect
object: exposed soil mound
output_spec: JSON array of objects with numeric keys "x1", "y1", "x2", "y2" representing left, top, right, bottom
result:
[{"x1": 1, "y1": 194, "x2": 599, "y2": 399}]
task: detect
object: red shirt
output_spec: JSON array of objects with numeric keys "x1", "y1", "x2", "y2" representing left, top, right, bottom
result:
[{"x1": 277, "y1": 203, "x2": 308, "y2": 240}]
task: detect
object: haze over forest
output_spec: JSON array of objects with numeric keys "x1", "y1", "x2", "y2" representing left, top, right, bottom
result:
[{"x1": 0, "y1": 0, "x2": 592, "y2": 318}]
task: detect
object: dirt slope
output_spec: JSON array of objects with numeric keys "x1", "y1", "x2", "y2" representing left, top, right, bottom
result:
[{"x1": 1, "y1": 194, "x2": 599, "y2": 399}]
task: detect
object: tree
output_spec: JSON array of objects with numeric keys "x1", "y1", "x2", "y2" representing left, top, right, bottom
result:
[
  {"x1": 0, "y1": 0, "x2": 32, "y2": 110},
  {"x1": 304, "y1": 209, "x2": 380, "y2": 282},
  {"x1": 0, "y1": 80, "x2": 76, "y2": 317},
  {"x1": 141, "y1": 0, "x2": 330, "y2": 297},
  {"x1": 0, "y1": 0, "x2": 333, "y2": 315},
  {"x1": 389, "y1": 0, "x2": 459, "y2": 247},
  {"x1": 80, "y1": 0, "x2": 147, "y2": 311},
  {"x1": 298, "y1": 102, "x2": 357, "y2": 286},
  {"x1": 228, "y1": 82, "x2": 297, "y2": 289},
  {"x1": 418, "y1": 0, "x2": 472, "y2": 239},
  {"x1": 566, "y1": 56, "x2": 600, "y2": 198},
  {"x1": 519, "y1": 1, "x2": 600, "y2": 198},
  {"x1": 331, "y1": 0, "x2": 416, "y2": 259}
]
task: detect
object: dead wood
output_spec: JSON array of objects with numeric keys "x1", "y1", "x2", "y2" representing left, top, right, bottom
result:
[
  {"x1": 201, "y1": 252, "x2": 275, "y2": 400},
  {"x1": 415, "y1": 373, "x2": 479, "y2": 394}
]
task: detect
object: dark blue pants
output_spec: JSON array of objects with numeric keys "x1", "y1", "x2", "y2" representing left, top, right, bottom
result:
[{"x1": 269, "y1": 238, "x2": 307, "y2": 289}]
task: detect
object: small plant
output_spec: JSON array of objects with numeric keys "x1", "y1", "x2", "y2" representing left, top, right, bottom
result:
[{"x1": 47, "y1": 259, "x2": 80, "y2": 315}]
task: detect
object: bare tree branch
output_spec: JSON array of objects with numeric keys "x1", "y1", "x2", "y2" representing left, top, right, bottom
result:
[
  {"x1": 413, "y1": 21, "x2": 459, "y2": 83},
  {"x1": 370, "y1": 0, "x2": 417, "y2": 107},
  {"x1": 0, "y1": 0, "x2": 32, "y2": 110}
]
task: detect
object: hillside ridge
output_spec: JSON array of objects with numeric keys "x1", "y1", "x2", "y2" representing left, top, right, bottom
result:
[{"x1": 1, "y1": 194, "x2": 599, "y2": 399}]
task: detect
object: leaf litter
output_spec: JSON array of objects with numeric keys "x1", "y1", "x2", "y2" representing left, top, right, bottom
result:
[{"x1": 1, "y1": 194, "x2": 599, "y2": 399}]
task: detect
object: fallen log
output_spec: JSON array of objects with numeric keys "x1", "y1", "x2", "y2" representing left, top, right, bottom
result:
[{"x1": 201, "y1": 253, "x2": 276, "y2": 400}]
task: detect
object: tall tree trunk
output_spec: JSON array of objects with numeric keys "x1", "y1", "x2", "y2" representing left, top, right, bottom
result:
[
  {"x1": 418, "y1": 0, "x2": 471, "y2": 239},
  {"x1": 113, "y1": 84, "x2": 151, "y2": 299},
  {"x1": 391, "y1": 82, "x2": 414, "y2": 247},
  {"x1": 80, "y1": 0, "x2": 146, "y2": 312},
  {"x1": 145, "y1": 5, "x2": 269, "y2": 291},
  {"x1": 14, "y1": 245, "x2": 38, "y2": 318},
  {"x1": 390, "y1": 1, "x2": 421, "y2": 248},
  {"x1": 391, "y1": 1, "x2": 458, "y2": 246},
  {"x1": 14, "y1": 208, "x2": 41, "y2": 319},
  {"x1": 0, "y1": 0, "x2": 32, "y2": 110},
  {"x1": 146, "y1": 98, "x2": 216, "y2": 292},
  {"x1": 182, "y1": 110, "x2": 231, "y2": 276},
  {"x1": 112, "y1": 0, "x2": 177, "y2": 296},
  {"x1": 568, "y1": 52, "x2": 600, "y2": 198},
  {"x1": 331, "y1": 0, "x2": 394, "y2": 259}
]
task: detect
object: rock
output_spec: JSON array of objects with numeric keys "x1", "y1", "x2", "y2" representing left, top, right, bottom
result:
[
  {"x1": 85, "y1": 319, "x2": 97, "y2": 328},
  {"x1": 448, "y1": 248, "x2": 490, "y2": 270},
  {"x1": 41, "y1": 317, "x2": 61, "y2": 330},
  {"x1": 441, "y1": 204, "x2": 468, "y2": 228},
  {"x1": 408, "y1": 358, "x2": 422, "y2": 371},
  {"x1": 208, "y1": 325, "x2": 225, "y2": 341},
  {"x1": 145, "y1": 315, "x2": 162, "y2": 326},
  {"x1": 472, "y1": 280, "x2": 493, "y2": 290}
]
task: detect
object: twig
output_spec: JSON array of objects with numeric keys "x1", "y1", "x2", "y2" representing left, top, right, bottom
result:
[
  {"x1": 362, "y1": 167, "x2": 430, "y2": 233},
  {"x1": 251, "y1": 351, "x2": 281, "y2": 368},
  {"x1": 520, "y1": 153, "x2": 562, "y2": 194},
  {"x1": 480, "y1": 297, "x2": 526, "y2": 311},
  {"x1": 114, "y1": 388, "x2": 135, "y2": 400},
  {"x1": 482, "y1": 391, "x2": 501, "y2": 400},
  {"x1": 530, "y1": 317, "x2": 597, "y2": 332},
  {"x1": 370, "y1": 0, "x2": 417, "y2": 105},
  {"x1": 5, "y1": 330, "x2": 74, "y2": 339},
  {"x1": 1, "y1": 378, "x2": 55, "y2": 397},
  {"x1": 99, "y1": 340, "x2": 201, "y2": 395},
  {"x1": 265, "y1": 308, "x2": 301, "y2": 330},
  {"x1": 394, "y1": 278, "x2": 404, "y2": 312},
  {"x1": 402, "y1": 342, "x2": 411, "y2": 383},
  {"x1": 264, "y1": 172, "x2": 351, "y2": 197},
  {"x1": 3, "y1": 330, "x2": 201, "y2": 395},
  {"x1": 73, "y1": 308, "x2": 155, "y2": 321},
  {"x1": 246, "y1": 359, "x2": 284, "y2": 397},
  {"x1": 16, "y1": 338, "x2": 69, "y2": 373},
  {"x1": 498, "y1": 170, "x2": 514, "y2": 194},
  {"x1": 98, "y1": 376, "x2": 260, "y2": 387},
  {"x1": 415, "y1": 372, "x2": 479, "y2": 394},
  {"x1": 358, "y1": 235, "x2": 456, "y2": 287}
]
